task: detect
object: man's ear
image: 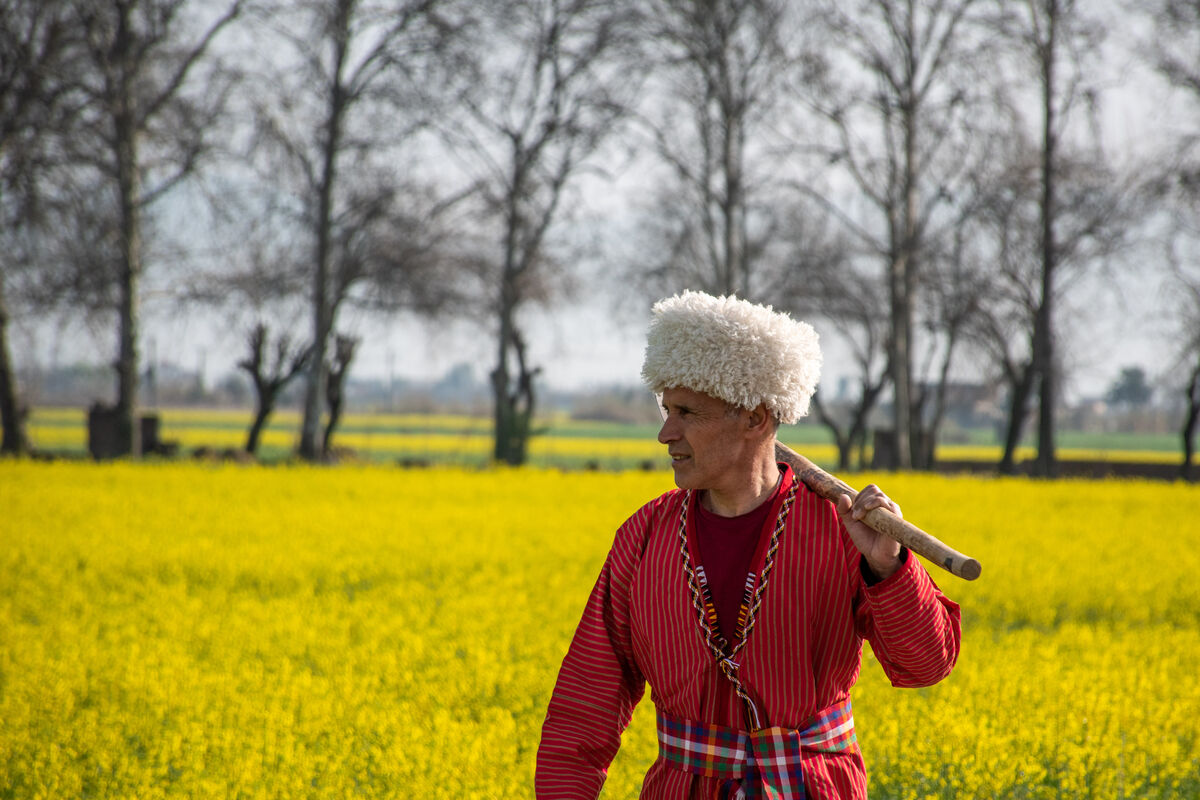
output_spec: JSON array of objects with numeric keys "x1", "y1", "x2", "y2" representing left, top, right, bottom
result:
[{"x1": 746, "y1": 403, "x2": 773, "y2": 433}]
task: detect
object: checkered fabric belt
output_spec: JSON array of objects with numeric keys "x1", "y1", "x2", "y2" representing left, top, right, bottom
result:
[{"x1": 655, "y1": 697, "x2": 858, "y2": 800}]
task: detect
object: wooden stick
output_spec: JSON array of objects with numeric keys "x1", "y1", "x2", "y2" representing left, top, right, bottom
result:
[{"x1": 775, "y1": 442, "x2": 982, "y2": 581}]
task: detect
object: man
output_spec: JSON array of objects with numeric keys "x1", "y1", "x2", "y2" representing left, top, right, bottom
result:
[{"x1": 537, "y1": 291, "x2": 961, "y2": 799}]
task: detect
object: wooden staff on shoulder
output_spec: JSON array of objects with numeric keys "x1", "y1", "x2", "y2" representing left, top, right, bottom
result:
[{"x1": 775, "y1": 441, "x2": 982, "y2": 581}]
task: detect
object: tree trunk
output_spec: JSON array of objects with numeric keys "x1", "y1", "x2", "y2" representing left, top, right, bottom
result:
[
  {"x1": 492, "y1": 368, "x2": 535, "y2": 465},
  {"x1": 493, "y1": 273, "x2": 517, "y2": 464},
  {"x1": 814, "y1": 372, "x2": 886, "y2": 473},
  {"x1": 516, "y1": 329, "x2": 537, "y2": 463},
  {"x1": 299, "y1": 14, "x2": 349, "y2": 462},
  {"x1": 1033, "y1": 291, "x2": 1057, "y2": 477},
  {"x1": 1181, "y1": 356, "x2": 1200, "y2": 482},
  {"x1": 834, "y1": 436, "x2": 853, "y2": 472},
  {"x1": 1033, "y1": 0, "x2": 1059, "y2": 479},
  {"x1": 901, "y1": 67, "x2": 923, "y2": 470},
  {"x1": 888, "y1": 96, "x2": 919, "y2": 471},
  {"x1": 921, "y1": 334, "x2": 960, "y2": 470},
  {"x1": 492, "y1": 308, "x2": 537, "y2": 466},
  {"x1": 322, "y1": 386, "x2": 343, "y2": 455},
  {"x1": 246, "y1": 397, "x2": 271, "y2": 455},
  {"x1": 0, "y1": 278, "x2": 27, "y2": 455},
  {"x1": 812, "y1": 393, "x2": 853, "y2": 471},
  {"x1": 848, "y1": 380, "x2": 885, "y2": 472},
  {"x1": 115, "y1": 104, "x2": 142, "y2": 458},
  {"x1": 322, "y1": 335, "x2": 357, "y2": 456},
  {"x1": 923, "y1": 395, "x2": 945, "y2": 470},
  {"x1": 492, "y1": 288, "x2": 538, "y2": 467},
  {"x1": 721, "y1": 96, "x2": 745, "y2": 296},
  {"x1": 241, "y1": 327, "x2": 307, "y2": 458},
  {"x1": 298, "y1": 158, "x2": 335, "y2": 460},
  {"x1": 912, "y1": 380, "x2": 931, "y2": 470},
  {"x1": 492, "y1": 139, "x2": 536, "y2": 467},
  {"x1": 888, "y1": 253, "x2": 913, "y2": 470},
  {"x1": 1000, "y1": 361, "x2": 1037, "y2": 475},
  {"x1": 299, "y1": 318, "x2": 329, "y2": 460},
  {"x1": 492, "y1": 364, "x2": 511, "y2": 463},
  {"x1": 513, "y1": 353, "x2": 535, "y2": 465}
]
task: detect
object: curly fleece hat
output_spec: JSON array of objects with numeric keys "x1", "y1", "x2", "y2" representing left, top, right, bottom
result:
[{"x1": 640, "y1": 290, "x2": 822, "y2": 424}]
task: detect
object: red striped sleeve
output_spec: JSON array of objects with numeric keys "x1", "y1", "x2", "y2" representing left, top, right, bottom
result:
[
  {"x1": 855, "y1": 549, "x2": 962, "y2": 688},
  {"x1": 535, "y1": 500, "x2": 654, "y2": 799}
]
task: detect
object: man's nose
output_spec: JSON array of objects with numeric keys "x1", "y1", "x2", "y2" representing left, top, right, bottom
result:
[{"x1": 657, "y1": 416, "x2": 678, "y2": 444}]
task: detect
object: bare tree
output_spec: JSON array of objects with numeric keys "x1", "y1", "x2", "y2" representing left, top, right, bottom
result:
[
  {"x1": 966, "y1": 165, "x2": 1042, "y2": 474},
  {"x1": 0, "y1": 279, "x2": 24, "y2": 455},
  {"x1": 243, "y1": 0, "x2": 465, "y2": 462},
  {"x1": 0, "y1": 1, "x2": 88, "y2": 454},
  {"x1": 322, "y1": 332, "x2": 359, "y2": 455},
  {"x1": 445, "y1": 0, "x2": 638, "y2": 465},
  {"x1": 778, "y1": 203, "x2": 889, "y2": 471},
  {"x1": 964, "y1": 133, "x2": 1062, "y2": 475},
  {"x1": 991, "y1": 0, "x2": 1115, "y2": 477},
  {"x1": 964, "y1": 128, "x2": 1129, "y2": 473},
  {"x1": 1139, "y1": 0, "x2": 1200, "y2": 479},
  {"x1": 237, "y1": 323, "x2": 310, "y2": 456},
  {"x1": 800, "y1": 0, "x2": 997, "y2": 469},
  {"x1": 1178, "y1": 281, "x2": 1200, "y2": 480},
  {"x1": 795, "y1": 269, "x2": 891, "y2": 472},
  {"x1": 1183, "y1": 356, "x2": 1200, "y2": 481},
  {"x1": 62, "y1": 0, "x2": 246, "y2": 456},
  {"x1": 912, "y1": 205, "x2": 995, "y2": 468},
  {"x1": 624, "y1": 0, "x2": 804, "y2": 301}
]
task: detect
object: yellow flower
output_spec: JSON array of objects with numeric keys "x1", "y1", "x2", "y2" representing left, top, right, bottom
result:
[{"x1": 2, "y1": 461, "x2": 1198, "y2": 797}]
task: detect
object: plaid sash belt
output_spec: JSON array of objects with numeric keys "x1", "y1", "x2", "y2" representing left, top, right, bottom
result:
[{"x1": 655, "y1": 697, "x2": 858, "y2": 800}]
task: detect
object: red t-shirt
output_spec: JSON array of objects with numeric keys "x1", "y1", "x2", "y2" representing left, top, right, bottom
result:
[{"x1": 692, "y1": 475, "x2": 782, "y2": 646}]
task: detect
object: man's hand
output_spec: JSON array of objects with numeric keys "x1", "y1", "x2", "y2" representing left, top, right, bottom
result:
[{"x1": 836, "y1": 485, "x2": 903, "y2": 581}]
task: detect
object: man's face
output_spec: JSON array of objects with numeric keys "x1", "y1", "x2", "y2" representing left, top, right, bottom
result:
[{"x1": 657, "y1": 387, "x2": 751, "y2": 492}]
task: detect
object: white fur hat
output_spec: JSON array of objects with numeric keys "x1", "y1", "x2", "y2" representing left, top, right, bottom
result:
[{"x1": 641, "y1": 290, "x2": 822, "y2": 424}]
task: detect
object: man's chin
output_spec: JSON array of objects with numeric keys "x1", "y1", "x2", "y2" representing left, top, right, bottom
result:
[{"x1": 669, "y1": 459, "x2": 697, "y2": 488}]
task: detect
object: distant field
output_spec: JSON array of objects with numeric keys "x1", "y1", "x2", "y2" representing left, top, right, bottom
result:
[
  {"x1": 25, "y1": 405, "x2": 1185, "y2": 470},
  {"x1": 24, "y1": 407, "x2": 836, "y2": 468}
]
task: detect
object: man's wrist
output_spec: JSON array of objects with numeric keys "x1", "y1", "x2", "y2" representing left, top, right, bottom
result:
[{"x1": 862, "y1": 548, "x2": 907, "y2": 585}]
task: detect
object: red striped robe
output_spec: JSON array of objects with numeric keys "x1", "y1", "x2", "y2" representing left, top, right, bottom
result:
[{"x1": 536, "y1": 465, "x2": 962, "y2": 799}]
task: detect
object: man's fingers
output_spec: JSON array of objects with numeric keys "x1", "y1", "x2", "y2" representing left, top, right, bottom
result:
[{"x1": 851, "y1": 485, "x2": 902, "y2": 520}]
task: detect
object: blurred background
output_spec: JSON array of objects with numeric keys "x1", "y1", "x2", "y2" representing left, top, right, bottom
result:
[{"x1": 3, "y1": 0, "x2": 1198, "y2": 476}]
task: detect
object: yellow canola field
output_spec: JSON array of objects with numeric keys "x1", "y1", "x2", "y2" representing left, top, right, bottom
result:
[{"x1": 2, "y1": 462, "x2": 1199, "y2": 798}]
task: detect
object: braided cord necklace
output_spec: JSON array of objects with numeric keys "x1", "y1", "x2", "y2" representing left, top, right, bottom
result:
[{"x1": 678, "y1": 480, "x2": 797, "y2": 730}]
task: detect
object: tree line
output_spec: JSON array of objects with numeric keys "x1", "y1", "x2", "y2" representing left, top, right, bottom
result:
[{"x1": 2, "y1": 0, "x2": 1199, "y2": 478}]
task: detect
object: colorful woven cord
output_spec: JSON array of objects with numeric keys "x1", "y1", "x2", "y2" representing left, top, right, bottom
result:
[{"x1": 678, "y1": 481, "x2": 797, "y2": 728}]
